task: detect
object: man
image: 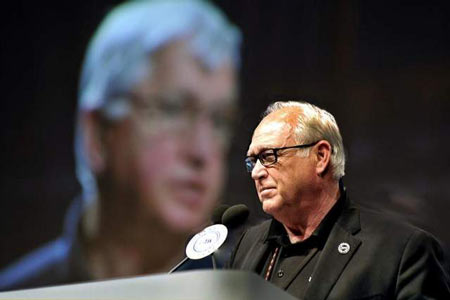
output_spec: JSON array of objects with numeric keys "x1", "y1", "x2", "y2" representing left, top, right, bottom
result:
[
  {"x1": 0, "y1": 0, "x2": 240, "y2": 290},
  {"x1": 230, "y1": 101, "x2": 450, "y2": 299}
]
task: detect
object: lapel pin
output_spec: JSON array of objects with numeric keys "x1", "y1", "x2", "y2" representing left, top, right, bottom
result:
[{"x1": 338, "y1": 242, "x2": 350, "y2": 254}]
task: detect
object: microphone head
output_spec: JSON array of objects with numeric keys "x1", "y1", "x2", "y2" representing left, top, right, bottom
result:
[
  {"x1": 211, "y1": 204, "x2": 230, "y2": 224},
  {"x1": 221, "y1": 204, "x2": 249, "y2": 227},
  {"x1": 185, "y1": 224, "x2": 228, "y2": 260}
]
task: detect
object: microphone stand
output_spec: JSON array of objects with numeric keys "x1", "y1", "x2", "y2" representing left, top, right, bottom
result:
[
  {"x1": 168, "y1": 257, "x2": 189, "y2": 273},
  {"x1": 211, "y1": 253, "x2": 217, "y2": 269},
  {"x1": 168, "y1": 252, "x2": 219, "y2": 273}
]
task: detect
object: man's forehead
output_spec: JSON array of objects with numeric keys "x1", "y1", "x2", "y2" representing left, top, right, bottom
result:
[
  {"x1": 247, "y1": 108, "x2": 301, "y2": 154},
  {"x1": 248, "y1": 120, "x2": 293, "y2": 154},
  {"x1": 255, "y1": 119, "x2": 289, "y2": 137},
  {"x1": 257, "y1": 108, "x2": 301, "y2": 138},
  {"x1": 265, "y1": 107, "x2": 301, "y2": 124},
  {"x1": 130, "y1": 40, "x2": 237, "y2": 105}
]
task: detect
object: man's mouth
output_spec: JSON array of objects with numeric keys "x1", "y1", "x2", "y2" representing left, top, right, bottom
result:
[
  {"x1": 173, "y1": 179, "x2": 208, "y2": 208},
  {"x1": 259, "y1": 186, "x2": 275, "y2": 197}
]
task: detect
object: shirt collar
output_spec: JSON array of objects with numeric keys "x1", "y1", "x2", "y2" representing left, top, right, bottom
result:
[{"x1": 264, "y1": 182, "x2": 346, "y2": 246}]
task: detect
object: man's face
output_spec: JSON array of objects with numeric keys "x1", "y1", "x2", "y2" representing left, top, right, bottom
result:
[
  {"x1": 247, "y1": 110, "x2": 317, "y2": 219},
  {"x1": 100, "y1": 40, "x2": 237, "y2": 233}
]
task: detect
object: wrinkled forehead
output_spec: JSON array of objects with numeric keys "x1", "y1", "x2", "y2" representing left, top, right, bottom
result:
[
  {"x1": 247, "y1": 121, "x2": 292, "y2": 155},
  {"x1": 247, "y1": 107, "x2": 302, "y2": 155}
]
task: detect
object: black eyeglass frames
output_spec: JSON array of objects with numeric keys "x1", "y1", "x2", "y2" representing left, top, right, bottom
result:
[{"x1": 245, "y1": 141, "x2": 319, "y2": 173}]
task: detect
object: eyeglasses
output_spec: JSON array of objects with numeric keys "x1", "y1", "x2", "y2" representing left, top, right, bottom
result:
[
  {"x1": 128, "y1": 93, "x2": 237, "y2": 143},
  {"x1": 245, "y1": 141, "x2": 319, "y2": 173}
]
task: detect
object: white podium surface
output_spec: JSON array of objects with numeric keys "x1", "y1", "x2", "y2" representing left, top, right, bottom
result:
[{"x1": 0, "y1": 270, "x2": 296, "y2": 300}]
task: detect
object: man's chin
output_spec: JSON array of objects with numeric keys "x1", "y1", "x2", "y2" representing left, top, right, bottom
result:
[
  {"x1": 162, "y1": 210, "x2": 207, "y2": 234},
  {"x1": 261, "y1": 199, "x2": 279, "y2": 216}
]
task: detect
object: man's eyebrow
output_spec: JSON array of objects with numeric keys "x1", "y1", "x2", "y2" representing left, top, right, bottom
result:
[
  {"x1": 247, "y1": 146, "x2": 270, "y2": 156},
  {"x1": 246, "y1": 148, "x2": 257, "y2": 157}
]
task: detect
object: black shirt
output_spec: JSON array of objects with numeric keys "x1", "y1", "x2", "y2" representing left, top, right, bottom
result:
[{"x1": 259, "y1": 193, "x2": 345, "y2": 298}]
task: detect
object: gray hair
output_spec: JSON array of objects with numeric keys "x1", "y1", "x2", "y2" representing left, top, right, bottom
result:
[
  {"x1": 75, "y1": 0, "x2": 241, "y2": 202},
  {"x1": 263, "y1": 101, "x2": 345, "y2": 180}
]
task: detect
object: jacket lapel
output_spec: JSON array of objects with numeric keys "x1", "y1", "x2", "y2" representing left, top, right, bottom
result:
[
  {"x1": 304, "y1": 202, "x2": 362, "y2": 300},
  {"x1": 238, "y1": 221, "x2": 272, "y2": 271},
  {"x1": 241, "y1": 239, "x2": 270, "y2": 271}
]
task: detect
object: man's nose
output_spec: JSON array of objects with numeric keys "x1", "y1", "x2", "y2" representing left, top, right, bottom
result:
[
  {"x1": 184, "y1": 116, "x2": 220, "y2": 169},
  {"x1": 251, "y1": 160, "x2": 268, "y2": 181}
]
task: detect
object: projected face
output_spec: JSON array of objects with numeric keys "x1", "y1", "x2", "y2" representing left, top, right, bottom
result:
[{"x1": 99, "y1": 40, "x2": 237, "y2": 233}]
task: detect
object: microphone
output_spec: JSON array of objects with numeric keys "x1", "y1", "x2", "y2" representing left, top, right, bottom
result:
[
  {"x1": 222, "y1": 204, "x2": 249, "y2": 227},
  {"x1": 169, "y1": 204, "x2": 249, "y2": 273}
]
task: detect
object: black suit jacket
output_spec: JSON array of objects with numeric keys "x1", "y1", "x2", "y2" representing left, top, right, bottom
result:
[{"x1": 230, "y1": 197, "x2": 450, "y2": 299}]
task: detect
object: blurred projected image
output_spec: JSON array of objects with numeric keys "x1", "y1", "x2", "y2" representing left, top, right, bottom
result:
[{"x1": 0, "y1": 0, "x2": 240, "y2": 290}]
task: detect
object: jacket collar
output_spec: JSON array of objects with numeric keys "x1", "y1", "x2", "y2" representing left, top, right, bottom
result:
[
  {"x1": 241, "y1": 182, "x2": 363, "y2": 299},
  {"x1": 247, "y1": 182, "x2": 362, "y2": 299},
  {"x1": 304, "y1": 185, "x2": 362, "y2": 300}
]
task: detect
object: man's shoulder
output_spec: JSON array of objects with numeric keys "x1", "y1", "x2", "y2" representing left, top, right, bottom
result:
[
  {"x1": 0, "y1": 238, "x2": 75, "y2": 291},
  {"x1": 0, "y1": 198, "x2": 87, "y2": 292},
  {"x1": 358, "y1": 204, "x2": 428, "y2": 236},
  {"x1": 351, "y1": 203, "x2": 444, "y2": 255},
  {"x1": 343, "y1": 202, "x2": 450, "y2": 297},
  {"x1": 242, "y1": 218, "x2": 272, "y2": 241},
  {"x1": 248, "y1": 218, "x2": 272, "y2": 231},
  {"x1": 233, "y1": 218, "x2": 272, "y2": 254}
]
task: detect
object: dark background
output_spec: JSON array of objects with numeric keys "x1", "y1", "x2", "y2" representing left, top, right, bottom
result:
[{"x1": 1, "y1": 0, "x2": 450, "y2": 268}]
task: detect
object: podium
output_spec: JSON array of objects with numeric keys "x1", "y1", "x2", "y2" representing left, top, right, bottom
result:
[{"x1": 0, "y1": 270, "x2": 296, "y2": 299}]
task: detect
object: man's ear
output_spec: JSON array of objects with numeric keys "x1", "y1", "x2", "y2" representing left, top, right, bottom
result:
[
  {"x1": 81, "y1": 111, "x2": 107, "y2": 174},
  {"x1": 315, "y1": 140, "x2": 332, "y2": 177}
]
